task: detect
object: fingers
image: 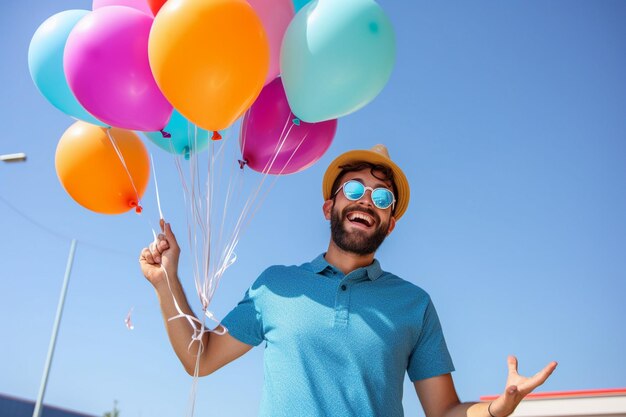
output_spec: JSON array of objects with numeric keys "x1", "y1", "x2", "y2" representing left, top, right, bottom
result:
[
  {"x1": 163, "y1": 222, "x2": 179, "y2": 249},
  {"x1": 529, "y1": 361, "x2": 558, "y2": 389},
  {"x1": 156, "y1": 219, "x2": 178, "y2": 249},
  {"x1": 141, "y1": 233, "x2": 167, "y2": 263},
  {"x1": 507, "y1": 355, "x2": 519, "y2": 375},
  {"x1": 156, "y1": 233, "x2": 169, "y2": 251},
  {"x1": 139, "y1": 247, "x2": 157, "y2": 265},
  {"x1": 139, "y1": 221, "x2": 178, "y2": 266}
]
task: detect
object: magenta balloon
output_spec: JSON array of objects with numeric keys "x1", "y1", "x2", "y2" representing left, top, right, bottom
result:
[
  {"x1": 247, "y1": 0, "x2": 295, "y2": 85},
  {"x1": 241, "y1": 78, "x2": 337, "y2": 175},
  {"x1": 92, "y1": 0, "x2": 153, "y2": 15},
  {"x1": 64, "y1": 6, "x2": 172, "y2": 131}
]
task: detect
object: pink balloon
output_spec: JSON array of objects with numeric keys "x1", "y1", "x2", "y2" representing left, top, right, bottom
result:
[
  {"x1": 64, "y1": 7, "x2": 172, "y2": 131},
  {"x1": 247, "y1": 0, "x2": 295, "y2": 85},
  {"x1": 92, "y1": 0, "x2": 153, "y2": 15},
  {"x1": 241, "y1": 78, "x2": 337, "y2": 175}
]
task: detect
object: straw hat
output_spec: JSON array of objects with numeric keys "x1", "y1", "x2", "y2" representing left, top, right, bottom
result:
[{"x1": 322, "y1": 144, "x2": 410, "y2": 220}]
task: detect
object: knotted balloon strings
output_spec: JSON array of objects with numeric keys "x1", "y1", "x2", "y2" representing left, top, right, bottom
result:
[
  {"x1": 151, "y1": 152, "x2": 227, "y2": 344},
  {"x1": 105, "y1": 128, "x2": 142, "y2": 213},
  {"x1": 160, "y1": 265, "x2": 225, "y2": 350},
  {"x1": 152, "y1": 151, "x2": 229, "y2": 417}
]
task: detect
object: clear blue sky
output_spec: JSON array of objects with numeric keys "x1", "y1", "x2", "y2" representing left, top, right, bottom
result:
[{"x1": 1, "y1": 1, "x2": 626, "y2": 416}]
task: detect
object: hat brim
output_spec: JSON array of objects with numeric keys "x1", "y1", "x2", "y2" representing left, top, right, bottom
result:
[{"x1": 322, "y1": 150, "x2": 410, "y2": 220}]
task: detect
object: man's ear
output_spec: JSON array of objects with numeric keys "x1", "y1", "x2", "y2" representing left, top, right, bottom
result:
[
  {"x1": 386, "y1": 216, "x2": 396, "y2": 235},
  {"x1": 323, "y1": 200, "x2": 333, "y2": 220}
]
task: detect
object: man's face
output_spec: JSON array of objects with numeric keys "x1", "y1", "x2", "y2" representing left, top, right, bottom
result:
[{"x1": 325, "y1": 168, "x2": 396, "y2": 255}]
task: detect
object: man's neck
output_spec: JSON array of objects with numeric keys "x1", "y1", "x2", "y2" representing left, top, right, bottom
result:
[{"x1": 324, "y1": 241, "x2": 375, "y2": 275}]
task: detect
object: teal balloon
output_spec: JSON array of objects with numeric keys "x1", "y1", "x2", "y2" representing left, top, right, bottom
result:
[
  {"x1": 281, "y1": 0, "x2": 396, "y2": 123},
  {"x1": 144, "y1": 110, "x2": 210, "y2": 159},
  {"x1": 292, "y1": 0, "x2": 311, "y2": 12},
  {"x1": 28, "y1": 10, "x2": 107, "y2": 126}
]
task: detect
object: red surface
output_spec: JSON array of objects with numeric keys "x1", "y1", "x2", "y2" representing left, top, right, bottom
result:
[{"x1": 480, "y1": 388, "x2": 626, "y2": 401}]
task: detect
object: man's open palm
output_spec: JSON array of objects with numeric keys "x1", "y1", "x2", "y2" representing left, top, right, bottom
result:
[{"x1": 490, "y1": 356, "x2": 558, "y2": 416}]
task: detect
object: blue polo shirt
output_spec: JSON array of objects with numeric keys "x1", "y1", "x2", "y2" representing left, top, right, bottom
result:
[{"x1": 221, "y1": 254, "x2": 454, "y2": 417}]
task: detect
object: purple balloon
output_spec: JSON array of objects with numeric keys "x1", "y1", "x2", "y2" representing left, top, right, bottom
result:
[
  {"x1": 64, "y1": 6, "x2": 172, "y2": 131},
  {"x1": 241, "y1": 78, "x2": 337, "y2": 175}
]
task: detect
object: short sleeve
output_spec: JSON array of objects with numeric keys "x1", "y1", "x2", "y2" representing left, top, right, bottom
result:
[
  {"x1": 407, "y1": 299, "x2": 455, "y2": 381},
  {"x1": 221, "y1": 281, "x2": 265, "y2": 347}
]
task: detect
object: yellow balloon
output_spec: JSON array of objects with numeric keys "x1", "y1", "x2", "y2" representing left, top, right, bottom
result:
[{"x1": 149, "y1": 0, "x2": 269, "y2": 131}]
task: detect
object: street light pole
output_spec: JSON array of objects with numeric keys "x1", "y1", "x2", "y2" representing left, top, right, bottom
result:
[
  {"x1": 0, "y1": 152, "x2": 27, "y2": 162},
  {"x1": 32, "y1": 239, "x2": 78, "y2": 417}
]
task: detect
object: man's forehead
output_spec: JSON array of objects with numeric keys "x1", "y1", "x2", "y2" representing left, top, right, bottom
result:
[{"x1": 340, "y1": 168, "x2": 393, "y2": 188}]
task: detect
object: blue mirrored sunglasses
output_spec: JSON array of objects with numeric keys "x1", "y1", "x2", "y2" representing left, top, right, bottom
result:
[{"x1": 334, "y1": 180, "x2": 396, "y2": 210}]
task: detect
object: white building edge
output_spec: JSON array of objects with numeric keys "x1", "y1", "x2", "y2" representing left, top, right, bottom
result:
[{"x1": 480, "y1": 388, "x2": 626, "y2": 417}]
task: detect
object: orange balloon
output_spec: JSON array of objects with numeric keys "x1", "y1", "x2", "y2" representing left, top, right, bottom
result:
[
  {"x1": 149, "y1": 0, "x2": 269, "y2": 131},
  {"x1": 55, "y1": 121, "x2": 150, "y2": 215}
]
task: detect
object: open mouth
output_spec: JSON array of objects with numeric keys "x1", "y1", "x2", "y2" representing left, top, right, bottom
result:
[{"x1": 346, "y1": 211, "x2": 375, "y2": 228}]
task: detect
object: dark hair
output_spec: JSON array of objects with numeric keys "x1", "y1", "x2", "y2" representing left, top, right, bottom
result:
[{"x1": 330, "y1": 162, "x2": 398, "y2": 213}]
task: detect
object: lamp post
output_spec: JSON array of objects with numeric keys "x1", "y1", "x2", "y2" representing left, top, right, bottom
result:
[
  {"x1": 32, "y1": 239, "x2": 78, "y2": 417},
  {"x1": 0, "y1": 152, "x2": 27, "y2": 162}
]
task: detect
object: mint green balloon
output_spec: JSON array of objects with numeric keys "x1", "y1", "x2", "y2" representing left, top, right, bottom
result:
[
  {"x1": 281, "y1": 0, "x2": 396, "y2": 123},
  {"x1": 144, "y1": 110, "x2": 210, "y2": 159},
  {"x1": 28, "y1": 10, "x2": 107, "y2": 126}
]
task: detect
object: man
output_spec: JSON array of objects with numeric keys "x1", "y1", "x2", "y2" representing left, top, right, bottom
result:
[{"x1": 140, "y1": 145, "x2": 557, "y2": 417}]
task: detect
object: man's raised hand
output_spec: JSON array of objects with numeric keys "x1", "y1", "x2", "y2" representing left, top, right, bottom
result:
[{"x1": 488, "y1": 355, "x2": 557, "y2": 417}]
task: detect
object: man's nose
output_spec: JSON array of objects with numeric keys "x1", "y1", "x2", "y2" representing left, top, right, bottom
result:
[{"x1": 357, "y1": 189, "x2": 375, "y2": 207}]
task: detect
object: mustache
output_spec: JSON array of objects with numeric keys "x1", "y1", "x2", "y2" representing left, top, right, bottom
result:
[{"x1": 342, "y1": 205, "x2": 381, "y2": 224}]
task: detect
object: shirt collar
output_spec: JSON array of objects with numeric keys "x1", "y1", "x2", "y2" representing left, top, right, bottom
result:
[{"x1": 309, "y1": 253, "x2": 384, "y2": 281}]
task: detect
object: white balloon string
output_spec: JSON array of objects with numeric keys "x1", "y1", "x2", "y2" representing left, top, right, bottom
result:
[
  {"x1": 225, "y1": 113, "x2": 295, "y2": 257},
  {"x1": 239, "y1": 111, "x2": 252, "y2": 159},
  {"x1": 105, "y1": 128, "x2": 141, "y2": 210},
  {"x1": 241, "y1": 125, "x2": 311, "y2": 235},
  {"x1": 226, "y1": 116, "x2": 311, "y2": 269},
  {"x1": 160, "y1": 261, "x2": 226, "y2": 341},
  {"x1": 214, "y1": 164, "x2": 244, "y2": 298},
  {"x1": 150, "y1": 154, "x2": 164, "y2": 221},
  {"x1": 213, "y1": 117, "x2": 292, "y2": 280},
  {"x1": 208, "y1": 134, "x2": 244, "y2": 305},
  {"x1": 124, "y1": 307, "x2": 134, "y2": 330},
  {"x1": 170, "y1": 148, "x2": 205, "y2": 327},
  {"x1": 193, "y1": 126, "x2": 243, "y2": 309},
  {"x1": 189, "y1": 151, "x2": 204, "y2": 310},
  {"x1": 186, "y1": 341, "x2": 203, "y2": 417}
]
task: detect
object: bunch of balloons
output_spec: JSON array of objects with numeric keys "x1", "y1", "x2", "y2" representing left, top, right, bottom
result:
[{"x1": 29, "y1": 0, "x2": 396, "y2": 214}]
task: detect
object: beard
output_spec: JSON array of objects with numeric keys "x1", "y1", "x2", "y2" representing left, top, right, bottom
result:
[{"x1": 330, "y1": 204, "x2": 390, "y2": 255}]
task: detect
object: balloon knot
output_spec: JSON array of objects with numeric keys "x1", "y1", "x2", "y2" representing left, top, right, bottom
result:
[
  {"x1": 130, "y1": 201, "x2": 143, "y2": 214},
  {"x1": 292, "y1": 118, "x2": 301, "y2": 126},
  {"x1": 160, "y1": 129, "x2": 171, "y2": 139},
  {"x1": 183, "y1": 146, "x2": 191, "y2": 160},
  {"x1": 211, "y1": 131, "x2": 222, "y2": 140},
  {"x1": 238, "y1": 159, "x2": 248, "y2": 169}
]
